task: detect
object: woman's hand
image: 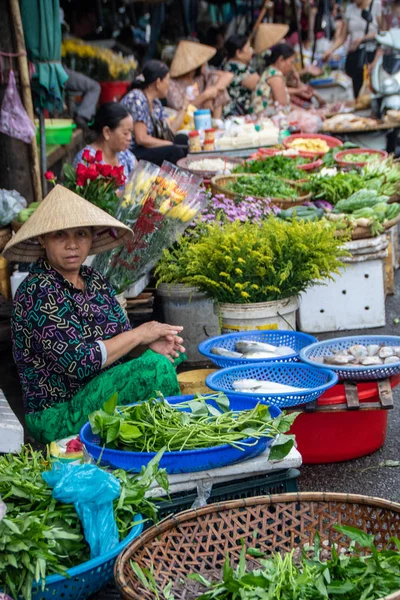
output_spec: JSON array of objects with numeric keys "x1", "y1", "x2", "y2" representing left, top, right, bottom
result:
[
  {"x1": 149, "y1": 335, "x2": 185, "y2": 363},
  {"x1": 135, "y1": 321, "x2": 183, "y2": 345}
]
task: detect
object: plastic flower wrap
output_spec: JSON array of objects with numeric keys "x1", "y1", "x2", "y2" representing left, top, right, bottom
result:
[{"x1": 92, "y1": 161, "x2": 205, "y2": 293}]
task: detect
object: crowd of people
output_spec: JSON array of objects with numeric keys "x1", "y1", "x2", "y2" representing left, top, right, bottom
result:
[{"x1": 68, "y1": 0, "x2": 400, "y2": 173}]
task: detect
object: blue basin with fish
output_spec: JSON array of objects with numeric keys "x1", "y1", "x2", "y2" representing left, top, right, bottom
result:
[{"x1": 80, "y1": 394, "x2": 281, "y2": 474}]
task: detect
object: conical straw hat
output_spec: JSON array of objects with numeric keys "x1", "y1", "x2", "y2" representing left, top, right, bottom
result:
[
  {"x1": 2, "y1": 185, "x2": 133, "y2": 263},
  {"x1": 170, "y1": 41, "x2": 216, "y2": 78},
  {"x1": 253, "y1": 23, "x2": 289, "y2": 55}
]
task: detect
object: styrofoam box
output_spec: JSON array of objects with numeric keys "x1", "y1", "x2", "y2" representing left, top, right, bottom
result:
[{"x1": 298, "y1": 259, "x2": 385, "y2": 333}]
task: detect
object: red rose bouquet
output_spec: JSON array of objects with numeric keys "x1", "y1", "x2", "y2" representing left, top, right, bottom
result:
[{"x1": 63, "y1": 149, "x2": 126, "y2": 215}]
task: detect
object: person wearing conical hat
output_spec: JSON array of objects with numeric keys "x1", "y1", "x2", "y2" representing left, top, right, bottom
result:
[
  {"x1": 4, "y1": 186, "x2": 185, "y2": 444},
  {"x1": 167, "y1": 40, "x2": 233, "y2": 118},
  {"x1": 251, "y1": 23, "x2": 290, "y2": 75}
]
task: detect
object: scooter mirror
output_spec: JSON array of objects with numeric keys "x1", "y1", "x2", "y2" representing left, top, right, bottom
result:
[{"x1": 361, "y1": 9, "x2": 373, "y2": 23}]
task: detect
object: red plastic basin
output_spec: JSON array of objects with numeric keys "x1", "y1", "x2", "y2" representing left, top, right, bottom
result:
[
  {"x1": 289, "y1": 376, "x2": 400, "y2": 464},
  {"x1": 334, "y1": 148, "x2": 388, "y2": 168},
  {"x1": 99, "y1": 81, "x2": 130, "y2": 105}
]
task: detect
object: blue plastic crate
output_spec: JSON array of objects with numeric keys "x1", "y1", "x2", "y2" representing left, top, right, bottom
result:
[
  {"x1": 80, "y1": 395, "x2": 281, "y2": 474},
  {"x1": 198, "y1": 330, "x2": 317, "y2": 368},
  {"x1": 300, "y1": 335, "x2": 400, "y2": 381},
  {"x1": 206, "y1": 362, "x2": 338, "y2": 408},
  {"x1": 28, "y1": 515, "x2": 143, "y2": 600}
]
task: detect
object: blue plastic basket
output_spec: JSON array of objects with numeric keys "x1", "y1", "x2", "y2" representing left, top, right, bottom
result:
[
  {"x1": 198, "y1": 330, "x2": 317, "y2": 368},
  {"x1": 28, "y1": 515, "x2": 143, "y2": 600},
  {"x1": 300, "y1": 335, "x2": 400, "y2": 381},
  {"x1": 206, "y1": 362, "x2": 338, "y2": 408},
  {"x1": 80, "y1": 395, "x2": 281, "y2": 474}
]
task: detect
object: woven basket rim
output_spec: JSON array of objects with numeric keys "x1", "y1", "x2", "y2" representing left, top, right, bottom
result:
[{"x1": 115, "y1": 492, "x2": 400, "y2": 600}]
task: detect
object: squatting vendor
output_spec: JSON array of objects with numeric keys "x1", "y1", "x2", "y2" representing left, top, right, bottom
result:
[{"x1": 3, "y1": 185, "x2": 185, "y2": 444}]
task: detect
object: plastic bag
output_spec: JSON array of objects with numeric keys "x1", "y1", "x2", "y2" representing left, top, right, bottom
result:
[
  {"x1": 0, "y1": 189, "x2": 27, "y2": 226},
  {"x1": 42, "y1": 462, "x2": 121, "y2": 559},
  {"x1": 0, "y1": 70, "x2": 36, "y2": 144}
]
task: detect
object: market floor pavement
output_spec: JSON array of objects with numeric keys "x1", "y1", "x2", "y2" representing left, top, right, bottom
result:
[{"x1": 1, "y1": 273, "x2": 399, "y2": 502}]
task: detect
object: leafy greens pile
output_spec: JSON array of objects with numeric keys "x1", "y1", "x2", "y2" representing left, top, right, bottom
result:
[
  {"x1": 0, "y1": 446, "x2": 167, "y2": 600},
  {"x1": 227, "y1": 174, "x2": 298, "y2": 199},
  {"x1": 133, "y1": 525, "x2": 400, "y2": 600},
  {"x1": 233, "y1": 156, "x2": 310, "y2": 180},
  {"x1": 89, "y1": 392, "x2": 297, "y2": 460}
]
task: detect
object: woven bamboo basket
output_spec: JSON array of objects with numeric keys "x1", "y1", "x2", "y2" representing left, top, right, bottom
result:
[
  {"x1": 0, "y1": 226, "x2": 11, "y2": 251},
  {"x1": 210, "y1": 173, "x2": 311, "y2": 209},
  {"x1": 11, "y1": 220, "x2": 23, "y2": 233},
  {"x1": 115, "y1": 492, "x2": 400, "y2": 600}
]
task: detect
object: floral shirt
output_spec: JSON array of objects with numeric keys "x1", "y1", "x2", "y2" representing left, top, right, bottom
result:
[
  {"x1": 223, "y1": 61, "x2": 256, "y2": 117},
  {"x1": 252, "y1": 66, "x2": 290, "y2": 116},
  {"x1": 121, "y1": 89, "x2": 165, "y2": 148},
  {"x1": 12, "y1": 258, "x2": 131, "y2": 414},
  {"x1": 73, "y1": 145, "x2": 136, "y2": 181}
]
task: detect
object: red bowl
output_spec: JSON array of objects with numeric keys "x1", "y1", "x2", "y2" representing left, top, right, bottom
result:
[
  {"x1": 334, "y1": 148, "x2": 388, "y2": 168},
  {"x1": 283, "y1": 133, "x2": 342, "y2": 156},
  {"x1": 247, "y1": 148, "x2": 323, "y2": 171}
]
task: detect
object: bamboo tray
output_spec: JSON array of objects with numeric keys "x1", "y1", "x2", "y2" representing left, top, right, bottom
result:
[
  {"x1": 115, "y1": 493, "x2": 400, "y2": 600},
  {"x1": 322, "y1": 122, "x2": 398, "y2": 135},
  {"x1": 210, "y1": 173, "x2": 311, "y2": 209}
]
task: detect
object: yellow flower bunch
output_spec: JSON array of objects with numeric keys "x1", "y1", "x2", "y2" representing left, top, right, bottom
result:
[{"x1": 62, "y1": 38, "x2": 138, "y2": 81}]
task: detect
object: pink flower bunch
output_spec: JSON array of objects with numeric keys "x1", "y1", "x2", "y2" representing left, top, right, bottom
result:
[{"x1": 201, "y1": 194, "x2": 280, "y2": 225}]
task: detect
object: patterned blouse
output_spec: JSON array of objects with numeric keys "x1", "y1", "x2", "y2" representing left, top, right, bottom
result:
[
  {"x1": 121, "y1": 89, "x2": 166, "y2": 148},
  {"x1": 252, "y1": 66, "x2": 290, "y2": 116},
  {"x1": 223, "y1": 61, "x2": 256, "y2": 117},
  {"x1": 12, "y1": 258, "x2": 130, "y2": 414},
  {"x1": 73, "y1": 145, "x2": 137, "y2": 181}
]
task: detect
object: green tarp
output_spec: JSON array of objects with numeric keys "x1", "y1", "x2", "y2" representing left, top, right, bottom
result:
[{"x1": 20, "y1": 0, "x2": 68, "y2": 114}]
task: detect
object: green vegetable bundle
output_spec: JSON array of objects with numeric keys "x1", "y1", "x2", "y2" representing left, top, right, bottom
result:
[
  {"x1": 305, "y1": 172, "x2": 364, "y2": 205},
  {"x1": 136, "y1": 525, "x2": 400, "y2": 600},
  {"x1": 227, "y1": 174, "x2": 298, "y2": 199},
  {"x1": 278, "y1": 205, "x2": 324, "y2": 222},
  {"x1": 362, "y1": 156, "x2": 400, "y2": 197},
  {"x1": 233, "y1": 155, "x2": 309, "y2": 180},
  {"x1": 89, "y1": 392, "x2": 297, "y2": 459},
  {"x1": 0, "y1": 447, "x2": 167, "y2": 600}
]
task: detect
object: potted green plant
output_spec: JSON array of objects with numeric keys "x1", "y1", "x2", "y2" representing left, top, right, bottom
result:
[{"x1": 155, "y1": 218, "x2": 349, "y2": 333}]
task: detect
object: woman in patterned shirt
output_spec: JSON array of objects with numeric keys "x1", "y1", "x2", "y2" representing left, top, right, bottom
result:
[
  {"x1": 252, "y1": 44, "x2": 295, "y2": 116},
  {"x1": 4, "y1": 186, "x2": 185, "y2": 444},
  {"x1": 73, "y1": 103, "x2": 137, "y2": 182},
  {"x1": 121, "y1": 60, "x2": 189, "y2": 166},
  {"x1": 223, "y1": 35, "x2": 260, "y2": 117}
]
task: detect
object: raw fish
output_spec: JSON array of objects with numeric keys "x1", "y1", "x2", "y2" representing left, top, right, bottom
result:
[
  {"x1": 210, "y1": 347, "x2": 243, "y2": 358},
  {"x1": 378, "y1": 346, "x2": 394, "y2": 359},
  {"x1": 361, "y1": 356, "x2": 383, "y2": 366},
  {"x1": 275, "y1": 346, "x2": 296, "y2": 356},
  {"x1": 242, "y1": 351, "x2": 278, "y2": 359},
  {"x1": 384, "y1": 356, "x2": 399, "y2": 364},
  {"x1": 348, "y1": 344, "x2": 367, "y2": 358},
  {"x1": 236, "y1": 340, "x2": 278, "y2": 354},
  {"x1": 324, "y1": 355, "x2": 356, "y2": 365},
  {"x1": 367, "y1": 344, "x2": 380, "y2": 356},
  {"x1": 232, "y1": 379, "x2": 263, "y2": 390}
]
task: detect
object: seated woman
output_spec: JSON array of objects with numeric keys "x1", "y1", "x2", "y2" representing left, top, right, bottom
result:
[
  {"x1": 121, "y1": 60, "x2": 189, "y2": 167},
  {"x1": 167, "y1": 40, "x2": 232, "y2": 119},
  {"x1": 73, "y1": 102, "x2": 136, "y2": 181},
  {"x1": 252, "y1": 44, "x2": 296, "y2": 116},
  {"x1": 223, "y1": 35, "x2": 260, "y2": 117},
  {"x1": 4, "y1": 186, "x2": 184, "y2": 444}
]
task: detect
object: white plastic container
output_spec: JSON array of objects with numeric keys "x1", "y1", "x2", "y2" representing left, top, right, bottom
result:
[
  {"x1": 298, "y1": 259, "x2": 386, "y2": 333},
  {"x1": 219, "y1": 296, "x2": 299, "y2": 334}
]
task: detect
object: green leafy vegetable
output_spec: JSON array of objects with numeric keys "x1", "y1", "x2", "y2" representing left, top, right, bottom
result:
[
  {"x1": 227, "y1": 174, "x2": 299, "y2": 199},
  {"x1": 233, "y1": 155, "x2": 310, "y2": 180},
  {"x1": 0, "y1": 446, "x2": 167, "y2": 600},
  {"x1": 89, "y1": 392, "x2": 298, "y2": 455}
]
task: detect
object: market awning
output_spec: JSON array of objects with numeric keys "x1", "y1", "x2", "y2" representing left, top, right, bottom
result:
[{"x1": 19, "y1": 0, "x2": 68, "y2": 114}]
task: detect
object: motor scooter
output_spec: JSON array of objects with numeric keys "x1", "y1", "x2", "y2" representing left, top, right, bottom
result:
[{"x1": 370, "y1": 28, "x2": 400, "y2": 115}]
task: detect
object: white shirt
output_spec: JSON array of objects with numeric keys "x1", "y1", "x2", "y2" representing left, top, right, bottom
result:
[{"x1": 345, "y1": 1, "x2": 382, "y2": 48}]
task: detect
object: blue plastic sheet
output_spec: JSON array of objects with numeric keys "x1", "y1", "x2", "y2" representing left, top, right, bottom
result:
[{"x1": 43, "y1": 462, "x2": 120, "y2": 559}]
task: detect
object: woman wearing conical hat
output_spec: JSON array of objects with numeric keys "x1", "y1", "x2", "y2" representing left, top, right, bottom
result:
[
  {"x1": 3, "y1": 186, "x2": 184, "y2": 444},
  {"x1": 167, "y1": 40, "x2": 233, "y2": 119}
]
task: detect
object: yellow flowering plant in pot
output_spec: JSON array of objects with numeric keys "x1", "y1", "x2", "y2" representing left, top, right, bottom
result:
[{"x1": 155, "y1": 218, "x2": 349, "y2": 332}]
